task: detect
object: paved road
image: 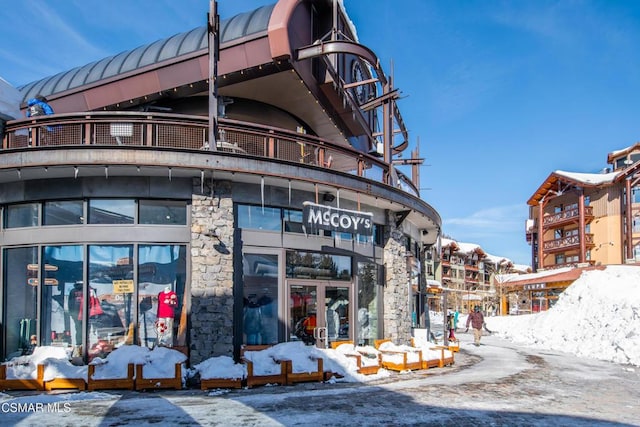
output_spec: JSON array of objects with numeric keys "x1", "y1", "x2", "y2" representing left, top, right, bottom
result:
[{"x1": 2, "y1": 332, "x2": 639, "y2": 426}]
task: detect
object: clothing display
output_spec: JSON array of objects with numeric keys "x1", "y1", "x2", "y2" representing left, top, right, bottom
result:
[
  {"x1": 156, "y1": 288, "x2": 178, "y2": 347},
  {"x1": 157, "y1": 289, "x2": 178, "y2": 318}
]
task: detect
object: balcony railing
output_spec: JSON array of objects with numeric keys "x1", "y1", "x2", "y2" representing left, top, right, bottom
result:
[
  {"x1": 543, "y1": 206, "x2": 594, "y2": 227},
  {"x1": 2, "y1": 112, "x2": 419, "y2": 196},
  {"x1": 542, "y1": 233, "x2": 594, "y2": 252}
]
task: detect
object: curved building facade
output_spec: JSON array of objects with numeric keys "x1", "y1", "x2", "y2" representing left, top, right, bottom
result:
[{"x1": 1, "y1": 0, "x2": 440, "y2": 365}]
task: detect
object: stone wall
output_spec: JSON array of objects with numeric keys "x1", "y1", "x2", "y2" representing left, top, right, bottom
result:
[
  {"x1": 382, "y1": 210, "x2": 412, "y2": 344},
  {"x1": 189, "y1": 179, "x2": 234, "y2": 365}
]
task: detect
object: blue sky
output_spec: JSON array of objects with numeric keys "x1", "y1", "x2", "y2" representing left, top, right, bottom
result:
[{"x1": 3, "y1": 0, "x2": 640, "y2": 265}]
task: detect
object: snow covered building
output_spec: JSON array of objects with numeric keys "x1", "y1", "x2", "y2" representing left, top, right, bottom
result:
[
  {"x1": 423, "y1": 237, "x2": 522, "y2": 315},
  {"x1": 0, "y1": 1, "x2": 441, "y2": 365},
  {"x1": 526, "y1": 143, "x2": 640, "y2": 271}
]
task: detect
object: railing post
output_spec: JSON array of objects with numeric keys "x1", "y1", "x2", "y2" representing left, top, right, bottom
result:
[
  {"x1": 146, "y1": 120, "x2": 153, "y2": 146},
  {"x1": 268, "y1": 131, "x2": 275, "y2": 158},
  {"x1": 30, "y1": 126, "x2": 37, "y2": 147},
  {"x1": 84, "y1": 121, "x2": 91, "y2": 145}
]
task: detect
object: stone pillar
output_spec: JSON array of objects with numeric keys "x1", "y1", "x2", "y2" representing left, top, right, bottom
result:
[
  {"x1": 189, "y1": 179, "x2": 234, "y2": 365},
  {"x1": 382, "y1": 211, "x2": 412, "y2": 344}
]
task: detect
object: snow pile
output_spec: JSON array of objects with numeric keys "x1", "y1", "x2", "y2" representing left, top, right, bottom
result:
[
  {"x1": 193, "y1": 356, "x2": 246, "y2": 380},
  {"x1": 487, "y1": 265, "x2": 640, "y2": 366},
  {"x1": 91, "y1": 345, "x2": 187, "y2": 379},
  {"x1": 4, "y1": 346, "x2": 87, "y2": 381}
]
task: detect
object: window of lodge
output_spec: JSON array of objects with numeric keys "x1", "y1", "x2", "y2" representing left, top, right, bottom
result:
[
  {"x1": 4, "y1": 199, "x2": 187, "y2": 229},
  {"x1": 5, "y1": 203, "x2": 39, "y2": 228},
  {"x1": 43, "y1": 200, "x2": 84, "y2": 225},
  {"x1": 286, "y1": 250, "x2": 352, "y2": 280},
  {"x1": 1, "y1": 243, "x2": 187, "y2": 361}
]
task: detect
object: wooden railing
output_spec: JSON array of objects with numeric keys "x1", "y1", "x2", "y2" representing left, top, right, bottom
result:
[
  {"x1": 542, "y1": 233, "x2": 594, "y2": 251},
  {"x1": 543, "y1": 206, "x2": 594, "y2": 227},
  {"x1": 2, "y1": 112, "x2": 419, "y2": 197}
]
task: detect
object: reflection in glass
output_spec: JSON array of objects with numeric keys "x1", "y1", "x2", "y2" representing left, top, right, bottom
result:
[
  {"x1": 42, "y1": 245, "x2": 84, "y2": 355},
  {"x1": 357, "y1": 262, "x2": 379, "y2": 346},
  {"x1": 138, "y1": 245, "x2": 187, "y2": 348},
  {"x1": 89, "y1": 199, "x2": 135, "y2": 224},
  {"x1": 2, "y1": 247, "x2": 38, "y2": 358},
  {"x1": 87, "y1": 245, "x2": 133, "y2": 360},
  {"x1": 286, "y1": 251, "x2": 351, "y2": 280},
  {"x1": 139, "y1": 200, "x2": 187, "y2": 225},
  {"x1": 5, "y1": 203, "x2": 39, "y2": 228},
  {"x1": 43, "y1": 200, "x2": 83, "y2": 225},
  {"x1": 242, "y1": 254, "x2": 278, "y2": 345},
  {"x1": 290, "y1": 285, "x2": 317, "y2": 344},
  {"x1": 325, "y1": 286, "x2": 350, "y2": 344},
  {"x1": 237, "y1": 204, "x2": 281, "y2": 231}
]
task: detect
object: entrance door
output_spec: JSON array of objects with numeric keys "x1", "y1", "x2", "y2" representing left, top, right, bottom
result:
[{"x1": 288, "y1": 282, "x2": 352, "y2": 348}]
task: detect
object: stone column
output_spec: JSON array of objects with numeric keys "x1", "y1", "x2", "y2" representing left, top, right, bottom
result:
[
  {"x1": 382, "y1": 211, "x2": 412, "y2": 344},
  {"x1": 189, "y1": 179, "x2": 234, "y2": 365}
]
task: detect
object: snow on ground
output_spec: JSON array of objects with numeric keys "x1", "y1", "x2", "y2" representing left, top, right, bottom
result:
[
  {"x1": 2, "y1": 264, "x2": 638, "y2": 409},
  {"x1": 485, "y1": 264, "x2": 640, "y2": 366}
]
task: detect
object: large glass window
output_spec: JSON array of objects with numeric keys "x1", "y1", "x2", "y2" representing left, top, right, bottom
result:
[
  {"x1": 41, "y1": 245, "x2": 84, "y2": 353},
  {"x1": 237, "y1": 204, "x2": 281, "y2": 231},
  {"x1": 357, "y1": 262, "x2": 379, "y2": 346},
  {"x1": 283, "y1": 209, "x2": 304, "y2": 233},
  {"x1": 138, "y1": 245, "x2": 187, "y2": 349},
  {"x1": 242, "y1": 253, "x2": 279, "y2": 345},
  {"x1": 43, "y1": 200, "x2": 84, "y2": 225},
  {"x1": 3, "y1": 247, "x2": 38, "y2": 358},
  {"x1": 286, "y1": 251, "x2": 351, "y2": 280},
  {"x1": 89, "y1": 199, "x2": 135, "y2": 224},
  {"x1": 5, "y1": 203, "x2": 39, "y2": 228},
  {"x1": 87, "y1": 245, "x2": 133, "y2": 360},
  {"x1": 139, "y1": 200, "x2": 187, "y2": 225}
]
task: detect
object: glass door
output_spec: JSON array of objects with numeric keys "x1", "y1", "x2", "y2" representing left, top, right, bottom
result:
[{"x1": 288, "y1": 281, "x2": 352, "y2": 348}]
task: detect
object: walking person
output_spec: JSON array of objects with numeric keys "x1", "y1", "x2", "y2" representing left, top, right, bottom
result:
[{"x1": 465, "y1": 305, "x2": 485, "y2": 346}]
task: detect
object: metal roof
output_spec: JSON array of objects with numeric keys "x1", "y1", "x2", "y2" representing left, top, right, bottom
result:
[{"x1": 19, "y1": 3, "x2": 275, "y2": 102}]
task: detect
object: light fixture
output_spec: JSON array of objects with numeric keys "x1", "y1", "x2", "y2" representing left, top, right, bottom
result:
[{"x1": 206, "y1": 228, "x2": 221, "y2": 243}]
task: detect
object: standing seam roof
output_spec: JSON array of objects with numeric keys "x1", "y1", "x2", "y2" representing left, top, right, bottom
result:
[{"x1": 19, "y1": 3, "x2": 276, "y2": 102}]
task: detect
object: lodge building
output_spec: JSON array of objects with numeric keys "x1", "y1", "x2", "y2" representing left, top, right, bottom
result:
[
  {"x1": 0, "y1": 0, "x2": 441, "y2": 365},
  {"x1": 526, "y1": 143, "x2": 640, "y2": 270}
]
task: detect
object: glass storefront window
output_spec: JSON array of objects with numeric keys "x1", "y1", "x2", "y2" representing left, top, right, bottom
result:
[
  {"x1": 138, "y1": 245, "x2": 187, "y2": 349},
  {"x1": 87, "y1": 245, "x2": 133, "y2": 360},
  {"x1": 286, "y1": 251, "x2": 351, "y2": 280},
  {"x1": 139, "y1": 200, "x2": 187, "y2": 225},
  {"x1": 357, "y1": 262, "x2": 379, "y2": 346},
  {"x1": 89, "y1": 199, "x2": 135, "y2": 224},
  {"x1": 242, "y1": 253, "x2": 279, "y2": 345},
  {"x1": 5, "y1": 203, "x2": 39, "y2": 228},
  {"x1": 43, "y1": 200, "x2": 84, "y2": 225},
  {"x1": 237, "y1": 204, "x2": 281, "y2": 231},
  {"x1": 283, "y1": 209, "x2": 304, "y2": 233},
  {"x1": 3, "y1": 247, "x2": 38, "y2": 358},
  {"x1": 41, "y1": 245, "x2": 84, "y2": 353}
]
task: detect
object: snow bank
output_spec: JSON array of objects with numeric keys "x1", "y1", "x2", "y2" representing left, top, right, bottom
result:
[{"x1": 487, "y1": 265, "x2": 640, "y2": 366}]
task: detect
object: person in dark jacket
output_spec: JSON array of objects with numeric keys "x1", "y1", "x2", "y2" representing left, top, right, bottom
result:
[{"x1": 465, "y1": 305, "x2": 485, "y2": 346}]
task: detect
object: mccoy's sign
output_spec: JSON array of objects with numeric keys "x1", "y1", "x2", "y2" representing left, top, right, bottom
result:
[{"x1": 302, "y1": 202, "x2": 373, "y2": 236}]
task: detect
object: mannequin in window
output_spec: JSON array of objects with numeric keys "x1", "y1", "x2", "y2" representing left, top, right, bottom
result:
[
  {"x1": 243, "y1": 296, "x2": 263, "y2": 345},
  {"x1": 156, "y1": 286, "x2": 178, "y2": 347}
]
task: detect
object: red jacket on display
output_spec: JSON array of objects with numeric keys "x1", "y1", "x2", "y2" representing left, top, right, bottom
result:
[{"x1": 157, "y1": 290, "x2": 178, "y2": 318}]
